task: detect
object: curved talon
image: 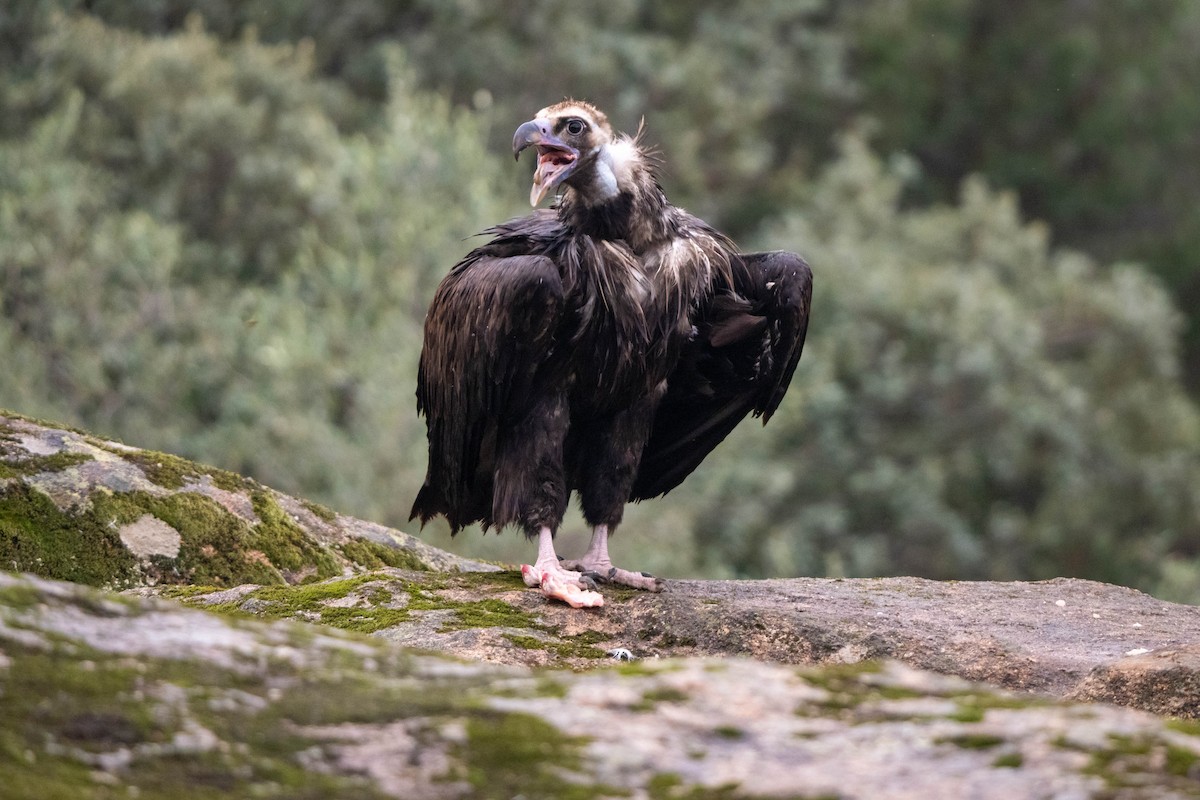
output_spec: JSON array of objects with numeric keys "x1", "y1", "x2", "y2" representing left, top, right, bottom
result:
[
  {"x1": 559, "y1": 562, "x2": 664, "y2": 592},
  {"x1": 579, "y1": 573, "x2": 599, "y2": 592},
  {"x1": 554, "y1": 524, "x2": 664, "y2": 594}
]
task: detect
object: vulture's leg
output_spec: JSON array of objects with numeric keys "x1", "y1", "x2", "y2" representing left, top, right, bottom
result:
[
  {"x1": 521, "y1": 527, "x2": 604, "y2": 608},
  {"x1": 564, "y1": 391, "x2": 666, "y2": 592},
  {"x1": 561, "y1": 524, "x2": 664, "y2": 592}
]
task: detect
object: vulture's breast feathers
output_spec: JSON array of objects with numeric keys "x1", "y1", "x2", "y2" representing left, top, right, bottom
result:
[{"x1": 509, "y1": 100, "x2": 737, "y2": 398}]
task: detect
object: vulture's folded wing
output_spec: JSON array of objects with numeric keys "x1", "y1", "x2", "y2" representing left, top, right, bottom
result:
[
  {"x1": 631, "y1": 250, "x2": 812, "y2": 500},
  {"x1": 410, "y1": 254, "x2": 564, "y2": 530}
]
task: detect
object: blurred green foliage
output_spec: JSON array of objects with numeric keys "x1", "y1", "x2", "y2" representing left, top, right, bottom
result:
[
  {"x1": 0, "y1": 13, "x2": 513, "y2": 525},
  {"x1": 11, "y1": 0, "x2": 1198, "y2": 371},
  {"x1": 1, "y1": 4, "x2": 1198, "y2": 600},
  {"x1": 691, "y1": 137, "x2": 1200, "y2": 600},
  {"x1": 842, "y1": 0, "x2": 1200, "y2": 384}
]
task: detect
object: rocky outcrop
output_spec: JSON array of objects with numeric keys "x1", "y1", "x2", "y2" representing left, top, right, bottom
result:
[
  {"x1": 0, "y1": 410, "x2": 495, "y2": 588},
  {"x1": 6, "y1": 409, "x2": 1200, "y2": 797},
  {"x1": 6, "y1": 570, "x2": 1200, "y2": 799},
  {"x1": 159, "y1": 567, "x2": 1200, "y2": 721}
]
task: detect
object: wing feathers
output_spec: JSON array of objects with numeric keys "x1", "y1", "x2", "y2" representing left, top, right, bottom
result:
[
  {"x1": 411, "y1": 254, "x2": 564, "y2": 531},
  {"x1": 631, "y1": 250, "x2": 812, "y2": 499}
]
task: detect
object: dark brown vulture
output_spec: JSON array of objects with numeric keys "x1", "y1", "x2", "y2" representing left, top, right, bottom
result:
[{"x1": 411, "y1": 100, "x2": 812, "y2": 607}]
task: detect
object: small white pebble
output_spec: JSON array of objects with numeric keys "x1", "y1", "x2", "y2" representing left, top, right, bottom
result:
[
  {"x1": 607, "y1": 648, "x2": 636, "y2": 662},
  {"x1": 1133, "y1": 623, "x2": 1142, "y2": 628},
  {"x1": 1092, "y1": 613, "x2": 1100, "y2": 619},
  {"x1": 1055, "y1": 600, "x2": 1066, "y2": 607},
  {"x1": 1125, "y1": 648, "x2": 1151, "y2": 657}
]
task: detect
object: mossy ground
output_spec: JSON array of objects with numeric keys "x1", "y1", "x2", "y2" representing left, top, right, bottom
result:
[
  {"x1": 95, "y1": 444, "x2": 251, "y2": 492},
  {"x1": 645, "y1": 773, "x2": 838, "y2": 800},
  {"x1": 792, "y1": 662, "x2": 1060, "y2": 730},
  {"x1": 454, "y1": 712, "x2": 621, "y2": 800},
  {"x1": 2, "y1": 410, "x2": 445, "y2": 590},
  {"x1": 198, "y1": 574, "x2": 410, "y2": 633},
  {"x1": 0, "y1": 631, "x2": 398, "y2": 798},
  {"x1": 301, "y1": 499, "x2": 338, "y2": 523},
  {"x1": 0, "y1": 479, "x2": 357, "y2": 590},
  {"x1": 1070, "y1": 732, "x2": 1200, "y2": 791},
  {"x1": 90, "y1": 490, "x2": 343, "y2": 587},
  {"x1": 632, "y1": 686, "x2": 691, "y2": 712},
  {"x1": 0, "y1": 482, "x2": 140, "y2": 587},
  {"x1": 0, "y1": 451, "x2": 95, "y2": 479},
  {"x1": 503, "y1": 632, "x2": 610, "y2": 660},
  {"x1": 7, "y1": 566, "x2": 1200, "y2": 799},
  {"x1": 173, "y1": 569, "x2": 617, "y2": 663},
  {"x1": 936, "y1": 733, "x2": 1005, "y2": 749},
  {"x1": 0, "y1": 410, "x2": 91, "y2": 437},
  {"x1": 0, "y1": 410, "x2": 245, "y2": 493},
  {"x1": 0, "y1": 576, "x2": 613, "y2": 799},
  {"x1": 180, "y1": 570, "x2": 597, "y2": 643},
  {"x1": 247, "y1": 490, "x2": 342, "y2": 580},
  {"x1": 0, "y1": 574, "x2": 649, "y2": 800},
  {"x1": 336, "y1": 537, "x2": 429, "y2": 571}
]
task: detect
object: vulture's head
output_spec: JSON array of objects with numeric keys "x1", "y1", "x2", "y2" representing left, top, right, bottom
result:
[{"x1": 513, "y1": 100, "x2": 642, "y2": 207}]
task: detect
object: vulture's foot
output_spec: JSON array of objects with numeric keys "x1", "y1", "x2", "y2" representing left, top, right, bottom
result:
[
  {"x1": 521, "y1": 562, "x2": 604, "y2": 608},
  {"x1": 559, "y1": 558, "x2": 665, "y2": 592}
]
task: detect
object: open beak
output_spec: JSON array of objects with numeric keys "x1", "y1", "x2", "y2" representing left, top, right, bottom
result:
[{"x1": 513, "y1": 120, "x2": 579, "y2": 206}]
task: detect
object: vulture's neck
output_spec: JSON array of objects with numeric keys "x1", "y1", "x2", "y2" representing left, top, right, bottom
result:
[{"x1": 558, "y1": 141, "x2": 674, "y2": 253}]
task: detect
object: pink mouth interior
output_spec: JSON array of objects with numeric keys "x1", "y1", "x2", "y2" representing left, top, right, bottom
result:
[{"x1": 537, "y1": 145, "x2": 576, "y2": 168}]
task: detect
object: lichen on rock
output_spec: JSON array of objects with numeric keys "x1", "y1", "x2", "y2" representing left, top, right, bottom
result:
[
  {"x1": 0, "y1": 411, "x2": 495, "y2": 591},
  {"x1": 5, "y1": 571, "x2": 1200, "y2": 799}
]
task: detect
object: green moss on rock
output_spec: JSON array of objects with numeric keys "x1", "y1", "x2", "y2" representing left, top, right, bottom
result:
[
  {"x1": 194, "y1": 575, "x2": 378, "y2": 624},
  {"x1": 503, "y1": 633, "x2": 608, "y2": 660},
  {"x1": 158, "y1": 584, "x2": 223, "y2": 600},
  {"x1": 0, "y1": 581, "x2": 45, "y2": 609},
  {"x1": 0, "y1": 595, "x2": 399, "y2": 798},
  {"x1": 106, "y1": 445, "x2": 251, "y2": 491},
  {"x1": 635, "y1": 687, "x2": 691, "y2": 711},
  {"x1": 0, "y1": 482, "x2": 139, "y2": 586},
  {"x1": 1165, "y1": 743, "x2": 1200, "y2": 777},
  {"x1": 301, "y1": 499, "x2": 338, "y2": 523},
  {"x1": 104, "y1": 491, "x2": 284, "y2": 586},
  {"x1": 0, "y1": 410, "x2": 90, "y2": 436},
  {"x1": 1167, "y1": 719, "x2": 1200, "y2": 737},
  {"x1": 937, "y1": 734, "x2": 1005, "y2": 749},
  {"x1": 398, "y1": 575, "x2": 549, "y2": 632},
  {"x1": 185, "y1": 572, "x2": 552, "y2": 637},
  {"x1": 88, "y1": 489, "x2": 341, "y2": 588},
  {"x1": 457, "y1": 712, "x2": 614, "y2": 800},
  {"x1": 0, "y1": 451, "x2": 95, "y2": 479},
  {"x1": 248, "y1": 491, "x2": 341, "y2": 581},
  {"x1": 614, "y1": 660, "x2": 681, "y2": 677},
  {"x1": 435, "y1": 597, "x2": 540, "y2": 632},
  {"x1": 337, "y1": 538, "x2": 429, "y2": 571},
  {"x1": 233, "y1": 576, "x2": 411, "y2": 633},
  {"x1": 646, "y1": 773, "x2": 759, "y2": 800}
]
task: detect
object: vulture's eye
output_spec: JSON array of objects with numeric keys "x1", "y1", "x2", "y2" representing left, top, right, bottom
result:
[{"x1": 565, "y1": 119, "x2": 586, "y2": 136}]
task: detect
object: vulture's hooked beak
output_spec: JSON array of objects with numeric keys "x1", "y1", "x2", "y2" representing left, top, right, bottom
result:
[{"x1": 513, "y1": 119, "x2": 579, "y2": 206}]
